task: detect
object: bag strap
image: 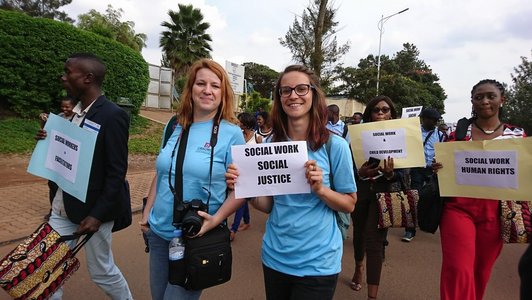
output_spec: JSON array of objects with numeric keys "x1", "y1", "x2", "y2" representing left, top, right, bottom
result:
[
  {"x1": 58, "y1": 233, "x2": 94, "y2": 256},
  {"x1": 170, "y1": 111, "x2": 221, "y2": 227}
]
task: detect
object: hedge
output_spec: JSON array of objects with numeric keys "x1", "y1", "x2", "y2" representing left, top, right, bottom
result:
[{"x1": 0, "y1": 10, "x2": 150, "y2": 118}]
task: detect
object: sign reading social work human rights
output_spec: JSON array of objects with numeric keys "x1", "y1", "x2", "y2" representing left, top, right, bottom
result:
[
  {"x1": 401, "y1": 106, "x2": 423, "y2": 118},
  {"x1": 435, "y1": 138, "x2": 532, "y2": 200},
  {"x1": 349, "y1": 117, "x2": 425, "y2": 168},
  {"x1": 27, "y1": 113, "x2": 97, "y2": 202},
  {"x1": 231, "y1": 141, "x2": 309, "y2": 198}
]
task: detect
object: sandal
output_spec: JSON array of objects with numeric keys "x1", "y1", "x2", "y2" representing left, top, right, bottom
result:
[{"x1": 350, "y1": 263, "x2": 363, "y2": 291}]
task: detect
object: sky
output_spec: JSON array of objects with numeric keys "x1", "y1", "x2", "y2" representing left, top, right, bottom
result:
[{"x1": 62, "y1": 0, "x2": 532, "y2": 123}]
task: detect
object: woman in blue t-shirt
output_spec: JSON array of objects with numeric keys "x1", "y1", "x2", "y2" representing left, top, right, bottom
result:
[
  {"x1": 140, "y1": 59, "x2": 246, "y2": 300},
  {"x1": 227, "y1": 65, "x2": 357, "y2": 300}
]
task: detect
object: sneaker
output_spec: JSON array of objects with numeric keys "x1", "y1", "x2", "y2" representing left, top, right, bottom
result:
[{"x1": 402, "y1": 231, "x2": 415, "y2": 242}]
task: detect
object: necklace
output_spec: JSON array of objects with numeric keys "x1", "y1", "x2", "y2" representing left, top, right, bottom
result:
[{"x1": 474, "y1": 121, "x2": 503, "y2": 135}]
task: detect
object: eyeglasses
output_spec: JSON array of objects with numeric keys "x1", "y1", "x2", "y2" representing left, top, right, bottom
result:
[
  {"x1": 279, "y1": 84, "x2": 314, "y2": 97},
  {"x1": 371, "y1": 107, "x2": 391, "y2": 114}
]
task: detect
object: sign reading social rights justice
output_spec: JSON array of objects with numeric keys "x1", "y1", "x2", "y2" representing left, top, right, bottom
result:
[
  {"x1": 27, "y1": 113, "x2": 97, "y2": 202},
  {"x1": 231, "y1": 141, "x2": 309, "y2": 198}
]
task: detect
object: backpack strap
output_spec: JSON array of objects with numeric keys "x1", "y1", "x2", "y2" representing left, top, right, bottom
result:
[
  {"x1": 162, "y1": 115, "x2": 178, "y2": 148},
  {"x1": 342, "y1": 123, "x2": 349, "y2": 139},
  {"x1": 423, "y1": 130, "x2": 435, "y2": 146},
  {"x1": 455, "y1": 117, "x2": 472, "y2": 141}
]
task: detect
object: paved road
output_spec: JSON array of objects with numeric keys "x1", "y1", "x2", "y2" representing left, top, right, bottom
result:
[{"x1": 0, "y1": 109, "x2": 526, "y2": 299}]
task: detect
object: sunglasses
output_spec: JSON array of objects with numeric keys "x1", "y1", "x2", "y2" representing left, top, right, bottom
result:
[{"x1": 371, "y1": 107, "x2": 391, "y2": 114}]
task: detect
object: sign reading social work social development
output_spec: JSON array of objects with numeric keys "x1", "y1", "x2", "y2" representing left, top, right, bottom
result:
[
  {"x1": 349, "y1": 117, "x2": 425, "y2": 169},
  {"x1": 231, "y1": 141, "x2": 309, "y2": 198},
  {"x1": 27, "y1": 113, "x2": 97, "y2": 202},
  {"x1": 435, "y1": 138, "x2": 532, "y2": 200}
]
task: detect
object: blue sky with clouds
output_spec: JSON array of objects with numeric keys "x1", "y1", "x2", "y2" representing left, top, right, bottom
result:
[{"x1": 62, "y1": 0, "x2": 532, "y2": 123}]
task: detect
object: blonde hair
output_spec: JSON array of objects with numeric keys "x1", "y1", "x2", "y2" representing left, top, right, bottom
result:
[{"x1": 178, "y1": 59, "x2": 237, "y2": 129}]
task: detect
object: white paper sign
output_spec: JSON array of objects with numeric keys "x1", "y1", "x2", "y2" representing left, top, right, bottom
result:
[
  {"x1": 231, "y1": 141, "x2": 310, "y2": 198},
  {"x1": 225, "y1": 61, "x2": 245, "y2": 95},
  {"x1": 401, "y1": 106, "x2": 423, "y2": 118},
  {"x1": 27, "y1": 113, "x2": 97, "y2": 202},
  {"x1": 361, "y1": 128, "x2": 407, "y2": 160},
  {"x1": 454, "y1": 150, "x2": 518, "y2": 189},
  {"x1": 44, "y1": 129, "x2": 81, "y2": 183}
]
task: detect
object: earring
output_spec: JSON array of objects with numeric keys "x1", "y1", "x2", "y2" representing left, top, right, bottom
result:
[{"x1": 500, "y1": 104, "x2": 503, "y2": 107}]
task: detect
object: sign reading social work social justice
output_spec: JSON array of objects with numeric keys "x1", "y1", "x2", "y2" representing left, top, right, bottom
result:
[
  {"x1": 231, "y1": 141, "x2": 309, "y2": 198},
  {"x1": 27, "y1": 113, "x2": 97, "y2": 203},
  {"x1": 435, "y1": 138, "x2": 532, "y2": 200},
  {"x1": 349, "y1": 117, "x2": 425, "y2": 169},
  {"x1": 401, "y1": 106, "x2": 423, "y2": 118},
  {"x1": 225, "y1": 61, "x2": 245, "y2": 95}
]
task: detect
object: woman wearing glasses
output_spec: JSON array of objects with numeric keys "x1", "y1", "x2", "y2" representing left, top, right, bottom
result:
[
  {"x1": 350, "y1": 95, "x2": 404, "y2": 300},
  {"x1": 226, "y1": 65, "x2": 357, "y2": 299}
]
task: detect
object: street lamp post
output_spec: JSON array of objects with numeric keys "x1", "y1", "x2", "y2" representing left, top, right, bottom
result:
[{"x1": 376, "y1": 8, "x2": 409, "y2": 96}]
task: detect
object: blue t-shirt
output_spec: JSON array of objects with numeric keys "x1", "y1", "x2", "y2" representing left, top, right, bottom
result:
[
  {"x1": 422, "y1": 127, "x2": 443, "y2": 167},
  {"x1": 262, "y1": 134, "x2": 357, "y2": 276},
  {"x1": 149, "y1": 119, "x2": 245, "y2": 240}
]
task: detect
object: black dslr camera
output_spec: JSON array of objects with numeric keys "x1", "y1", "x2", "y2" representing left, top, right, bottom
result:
[{"x1": 175, "y1": 199, "x2": 208, "y2": 236}]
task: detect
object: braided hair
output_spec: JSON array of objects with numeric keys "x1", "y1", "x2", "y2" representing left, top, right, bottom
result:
[
  {"x1": 470, "y1": 79, "x2": 505, "y2": 119},
  {"x1": 470, "y1": 79, "x2": 505, "y2": 98}
]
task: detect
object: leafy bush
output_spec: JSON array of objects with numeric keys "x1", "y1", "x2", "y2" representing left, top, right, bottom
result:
[
  {"x1": 0, "y1": 116, "x2": 163, "y2": 155},
  {"x1": 0, "y1": 9, "x2": 149, "y2": 118}
]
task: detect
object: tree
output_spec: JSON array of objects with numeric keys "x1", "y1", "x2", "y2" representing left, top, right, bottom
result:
[
  {"x1": 77, "y1": 5, "x2": 147, "y2": 52},
  {"x1": 242, "y1": 62, "x2": 279, "y2": 99},
  {"x1": 160, "y1": 4, "x2": 212, "y2": 79},
  {"x1": 239, "y1": 91, "x2": 271, "y2": 113},
  {"x1": 279, "y1": 0, "x2": 349, "y2": 91},
  {"x1": 0, "y1": 0, "x2": 73, "y2": 22},
  {"x1": 332, "y1": 43, "x2": 446, "y2": 114},
  {"x1": 505, "y1": 50, "x2": 532, "y2": 135}
]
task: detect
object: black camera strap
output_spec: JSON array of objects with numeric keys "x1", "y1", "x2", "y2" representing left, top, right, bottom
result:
[{"x1": 169, "y1": 110, "x2": 221, "y2": 227}]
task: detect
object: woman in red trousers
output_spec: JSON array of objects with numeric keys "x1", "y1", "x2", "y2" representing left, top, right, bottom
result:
[{"x1": 434, "y1": 79, "x2": 525, "y2": 300}]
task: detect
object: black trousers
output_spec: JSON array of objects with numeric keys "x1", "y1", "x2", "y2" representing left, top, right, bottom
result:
[
  {"x1": 262, "y1": 264, "x2": 338, "y2": 300},
  {"x1": 519, "y1": 243, "x2": 532, "y2": 299}
]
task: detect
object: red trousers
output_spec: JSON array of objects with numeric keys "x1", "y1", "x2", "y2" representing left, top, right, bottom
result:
[{"x1": 440, "y1": 197, "x2": 502, "y2": 300}]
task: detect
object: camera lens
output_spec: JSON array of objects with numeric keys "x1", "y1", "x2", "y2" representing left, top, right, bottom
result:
[{"x1": 182, "y1": 210, "x2": 203, "y2": 236}]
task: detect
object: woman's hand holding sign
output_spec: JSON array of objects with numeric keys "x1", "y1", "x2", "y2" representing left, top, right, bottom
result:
[{"x1": 305, "y1": 160, "x2": 323, "y2": 194}]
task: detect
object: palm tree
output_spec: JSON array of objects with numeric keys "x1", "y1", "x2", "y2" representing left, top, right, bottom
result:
[{"x1": 160, "y1": 4, "x2": 212, "y2": 78}]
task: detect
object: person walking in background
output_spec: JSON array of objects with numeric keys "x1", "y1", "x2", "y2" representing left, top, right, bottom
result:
[
  {"x1": 402, "y1": 107, "x2": 444, "y2": 242},
  {"x1": 327, "y1": 104, "x2": 350, "y2": 142},
  {"x1": 229, "y1": 112, "x2": 262, "y2": 241},
  {"x1": 256, "y1": 111, "x2": 272, "y2": 138},
  {"x1": 433, "y1": 79, "x2": 525, "y2": 300},
  {"x1": 35, "y1": 53, "x2": 133, "y2": 299},
  {"x1": 352, "y1": 112, "x2": 363, "y2": 124},
  {"x1": 350, "y1": 95, "x2": 407, "y2": 299},
  {"x1": 139, "y1": 59, "x2": 245, "y2": 300},
  {"x1": 438, "y1": 123, "x2": 449, "y2": 142},
  {"x1": 226, "y1": 65, "x2": 357, "y2": 300}
]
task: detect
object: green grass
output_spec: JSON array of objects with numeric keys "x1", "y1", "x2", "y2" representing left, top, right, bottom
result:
[
  {"x1": 0, "y1": 118, "x2": 41, "y2": 153},
  {"x1": 0, "y1": 116, "x2": 164, "y2": 155}
]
